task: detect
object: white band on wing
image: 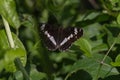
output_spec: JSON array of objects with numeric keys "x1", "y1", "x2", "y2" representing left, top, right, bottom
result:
[
  {"x1": 45, "y1": 31, "x2": 57, "y2": 46},
  {"x1": 60, "y1": 34, "x2": 74, "y2": 46}
]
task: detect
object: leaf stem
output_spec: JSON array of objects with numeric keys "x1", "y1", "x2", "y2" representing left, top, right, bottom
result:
[
  {"x1": 2, "y1": 16, "x2": 15, "y2": 48},
  {"x1": 14, "y1": 58, "x2": 30, "y2": 80}
]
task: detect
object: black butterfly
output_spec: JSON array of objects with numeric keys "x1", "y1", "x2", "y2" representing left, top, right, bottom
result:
[{"x1": 40, "y1": 23, "x2": 83, "y2": 51}]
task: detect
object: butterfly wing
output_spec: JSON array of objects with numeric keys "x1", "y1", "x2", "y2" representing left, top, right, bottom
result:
[
  {"x1": 59, "y1": 27, "x2": 83, "y2": 51},
  {"x1": 40, "y1": 24, "x2": 59, "y2": 51}
]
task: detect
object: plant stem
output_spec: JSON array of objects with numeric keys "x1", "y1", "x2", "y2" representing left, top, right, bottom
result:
[
  {"x1": 95, "y1": 33, "x2": 120, "y2": 80},
  {"x1": 2, "y1": 16, "x2": 15, "y2": 48},
  {"x1": 102, "y1": 33, "x2": 120, "y2": 63},
  {"x1": 102, "y1": 41, "x2": 116, "y2": 63}
]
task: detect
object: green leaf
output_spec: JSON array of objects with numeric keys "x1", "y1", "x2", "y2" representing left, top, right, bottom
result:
[
  {"x1": 0, "y1": 30, "x2": 9, "y2": 50},
  {"x1": 111, "y1": 54, "x2": 120, "y2": 66},
  {"x1": 110, "y1": 0, "x2": 120, "y2": 11},
  {"x1": 92, "y1": 40, "x2": 108, "y2": 53},
  {"x1": 117, "y1": 14, "x2": 120, "y2": 24},
  {"x1": 14, "y1": 71, "x2": 23, "y2": 80},
  {"x1": 4, "y1": 48, "x2": 26, "y2": 72},
  {"x1": 116, "y1": 35, "x2": 120, "y2": 44},
  {"x1": 50, "y1": 52, "x2": 77, "y2": 62},
  {"x1": 115, "y1": 54, "x2": 120, "y2": 62},
  {"x1": 0, "y1": 0, "x2": 20, "y2": 29},
  {"x1": 21, "y1": 14, "x2": 36, "y2": 28},
  {"x1": 14, "y1": 64, "x2": 48, "y2": 80},
  {"x1": 68, "y1": 54, "x2": 119, "y2": 79},
  {"x1": 0, "y1": 78, "x2": 6, "y2": 80},
  {"x1": 30, "y1": 65, "x2": 48, "y2": 80},
  {"x1": 0, "y1": 60, "x2": 4, "y2": 72},
  {"x1": 83, "y1": 23, "x2": 102, "y2": 39},
  {"x1": 74, "y1": 38, "x2": 92, "y2": 57},
  {"x1": 39, "y1": 9, "x2": 49, "y2": 23},
  {"x1": 84, "y1": 12, "x2": 100, "y2": 20},
  {"x1": 0, "y1": 30, "x2": 26, "y2": 72},
  {"x1": 0, "y1": 30, "x2": 25, "y2": 50},
  {"x1": 66, "y1": 70, "x2": 92, "y2": 80}
]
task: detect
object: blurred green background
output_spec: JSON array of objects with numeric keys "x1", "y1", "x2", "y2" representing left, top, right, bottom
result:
[{"x1": 0, "y1": 0, "x2": 120, "y2": 80}]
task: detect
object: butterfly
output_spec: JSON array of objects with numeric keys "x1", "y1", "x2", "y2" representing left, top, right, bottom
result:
[{"x1": 40, "y1": 23, "x2": 83, "y2": 51}]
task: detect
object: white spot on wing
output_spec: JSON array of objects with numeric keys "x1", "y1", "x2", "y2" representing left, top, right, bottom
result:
[
  {"x1": 70, "y1": 34, "x2": 73, "y2": 38},
  {"x1": 79, "y1": 29, "x2": 82, "y2": 32},
  {"x1": 74, "y1": 28, "x2": 78, "y2": 35},
  {"x1": 44, "y1": 31, "x2": 57, "y2": 46},
  {"x1": 45, "y1": 31, "x2": 50, "y2": 37},
  {"x1": 41, "y1": 24, "x2": 46, "y2": 30}
]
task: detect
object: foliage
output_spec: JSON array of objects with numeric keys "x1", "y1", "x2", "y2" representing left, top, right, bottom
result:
[{"x1": 0, "y1": 0, "x2": 120, "y2": 80}]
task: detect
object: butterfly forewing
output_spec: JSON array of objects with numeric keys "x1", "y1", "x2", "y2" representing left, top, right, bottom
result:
[
  {"x1": 59, "y1": 27, "x2": 83, "y2": 51},
  {"x1": 40, "y1": 24, "x2": 59, "y2": 51}
]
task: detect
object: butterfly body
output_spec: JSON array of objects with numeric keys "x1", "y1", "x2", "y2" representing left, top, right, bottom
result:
[{"x1": 40, "y1": 24, "x2": 83, "y2": 51}]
